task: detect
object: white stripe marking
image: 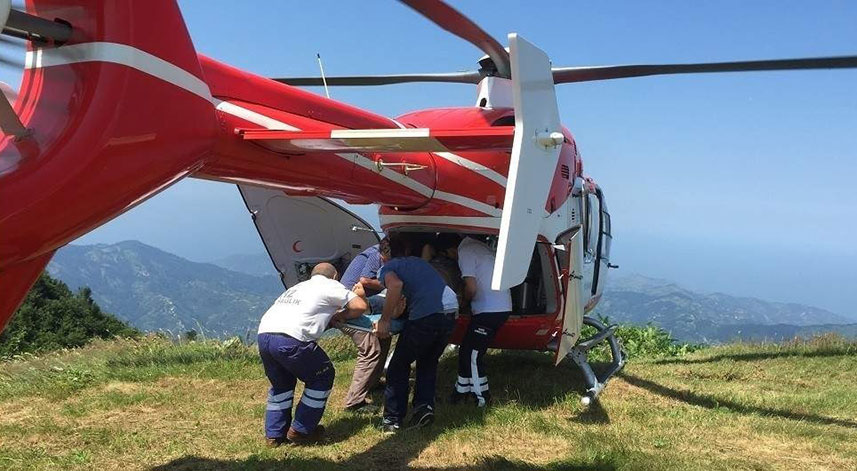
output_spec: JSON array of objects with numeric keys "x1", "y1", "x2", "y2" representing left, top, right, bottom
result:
[
  {"x1": 216, "y1": 99, "x2": 501, "y2": 216},
  {"x1": 268, "y1": 390, "x2": 294, "y2": 402},
  {"x1": 300, "y1": 396, "x2": 328, "y2": 409},
  {"x1": 215, "y1": 100, "x2": 298, "y2": 130},
  {"x1": 434, "y1": 190, "x2": 502, "y2": 217},
  {"x1": 266, "y1": 400, "x2": 293, "y2": 411},
  {"x1": 26, "y1": 42, "x2": 213, "y2": 102},
  {"x1": 434, "y1": 152, "x2": 507, "y2": 187},
  {"x1": 302, "y1": 387, "x2": 332, "y2": 399},
  {"x1": 379, "y1": 215, "x2": 501, "y2": 230},
  {"x1": 330, "y1": 128, "x2": 430, "y2": 139},
  {"x1": 471, "y1": 349, "x2": 485, "y2": 405}
]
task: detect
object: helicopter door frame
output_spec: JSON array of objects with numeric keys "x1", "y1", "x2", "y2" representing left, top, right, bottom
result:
[{"x1": 586, "y1": 186, "x2": 612, "y2": 310}]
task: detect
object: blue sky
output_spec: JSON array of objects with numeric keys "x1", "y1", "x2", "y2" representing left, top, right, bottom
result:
[{"x1": 7, "y1": 1, "x2": 856, "y2": 315}]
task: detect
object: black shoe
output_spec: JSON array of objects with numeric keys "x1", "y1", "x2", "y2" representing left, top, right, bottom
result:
[
  {"x1": 448, "y1": 390, "x2": 470, "y2": 405},
  {"x1": 287, "y1": 424, "x2": 325, "y2": 445},
  {"x1": 406, "y1": 404, "x2": 435, "y2": 429},
  {"x1": 381, "y1": 417, "x2": 401, "y2": 434}
]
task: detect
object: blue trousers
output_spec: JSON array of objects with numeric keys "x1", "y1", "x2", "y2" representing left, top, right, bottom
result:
[
  {"x1": 258, "y1": 332, "x2": 335, "y2": 438},
  {"x1": 384, "y1": 312, "x2": 455, "y2": 423}
]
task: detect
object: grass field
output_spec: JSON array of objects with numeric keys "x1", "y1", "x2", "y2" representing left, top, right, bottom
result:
[{"x1": 1, "y1": 334, "x2": 855, "y2": 470}]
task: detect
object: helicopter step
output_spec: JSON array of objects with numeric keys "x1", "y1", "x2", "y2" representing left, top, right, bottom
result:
[{"x1": 567, "y1": 316, "x2": 627, "y2": 406}]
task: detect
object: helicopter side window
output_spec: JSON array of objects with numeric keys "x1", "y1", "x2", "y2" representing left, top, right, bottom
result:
[
  {"x1": 584, "y1": 193, "x2": 600, "y2": 262},
  {"x1": 600, "y1": 210, "x2": 612, "y2": 261}
]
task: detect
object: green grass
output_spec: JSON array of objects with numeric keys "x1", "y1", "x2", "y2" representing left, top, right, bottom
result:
[{"x1": 1, "y1": 334, "x2": 855, "y2": 470}]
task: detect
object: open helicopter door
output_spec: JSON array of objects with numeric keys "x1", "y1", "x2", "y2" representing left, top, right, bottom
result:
[
  {"x1": 492, "y1": 34, "x2": 564, "y2": 291},
  {"x1": 237, "y1": 185, "x2": 379, "y2": 288},
  {"x1": 554, "y1": 224, "x2": 585, "y2": 366}
]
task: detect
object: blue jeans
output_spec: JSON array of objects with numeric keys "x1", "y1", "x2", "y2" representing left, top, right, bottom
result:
[
  {"x1": 383, "y1": 313, "x2": 455, "y2": 423},
  {"x1": 257, "y1": 333, "x2": 335, "y2": 438}
]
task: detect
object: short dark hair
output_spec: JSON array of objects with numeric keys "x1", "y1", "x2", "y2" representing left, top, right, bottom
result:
[
  {"x1": 435, "y1": 232, "x2": 462, "y2": 251},
  {"x1": 388, "y1": 235, "x2": 408, "y2": 258}
]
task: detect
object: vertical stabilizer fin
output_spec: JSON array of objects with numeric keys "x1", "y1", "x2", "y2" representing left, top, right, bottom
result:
[{"x1": 492, "y1": 33, "x2": 563, "y2": 290}]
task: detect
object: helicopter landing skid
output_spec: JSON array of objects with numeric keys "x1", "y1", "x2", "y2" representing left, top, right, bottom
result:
[{"x1": 568, "y1": 316, "x2": 627, "y2": 406}]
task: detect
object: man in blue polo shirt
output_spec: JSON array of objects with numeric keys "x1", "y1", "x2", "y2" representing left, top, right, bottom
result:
[{"x1": 375, "y1": 237, "x2": 456, "y2": 433}]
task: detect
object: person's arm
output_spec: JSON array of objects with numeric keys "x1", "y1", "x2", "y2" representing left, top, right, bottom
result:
[
  {"x1": 330, "y1": 284, "x2": 368, "y2": 325},
  {"x1": 458, "y1": 242, "x2": 478, "y2": 309},
  {"x1": 358, "y1": 277, "x2": 384, "y2": 292},
  {"x1": 341, "y1": 295, "x2": 369, "y2": 320},
  {"x1": 376, "y1": 271, "x2": 403, "y2": 339},
  {"x1": 463, "y1": 276, "x2": 478, "y2": 303}
]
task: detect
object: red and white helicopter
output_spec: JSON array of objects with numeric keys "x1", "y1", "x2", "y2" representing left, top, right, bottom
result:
[{"x1": 0, "y1": 0, "x2": 855, "y2": 403}]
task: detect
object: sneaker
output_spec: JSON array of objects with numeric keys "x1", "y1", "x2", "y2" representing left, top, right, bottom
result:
[
  {"x1": 406, "y1": 404, "x2": 435, "y2": 429},
  {"x1": 265, "y1": 437, "x2": 288, "y2": 448},
  {"x1": 380, "y1": 417, "x2": 401, "y2": 434},
  {"x1": 345, "y1": 401, "x2": 381, "y2": 415},
  {"x1": 475, "y1": 391, "x2": 493, "y2": 408},
  {"x1": 286, "y1": 424, "x2": 325, "y2": 445}
]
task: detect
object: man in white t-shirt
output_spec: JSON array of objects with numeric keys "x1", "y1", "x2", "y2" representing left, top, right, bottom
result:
[
  {"x1": 449, "y1": 235, "x2": 512, "y2": 407},
  {"x1": 257, "y1": 262, "x2": 368, "y2": 446}
]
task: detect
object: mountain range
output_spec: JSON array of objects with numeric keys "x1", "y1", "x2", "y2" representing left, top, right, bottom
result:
[
  {"x1": 600, "y1": 274, "x2": 855, "y2": 343},
  {"x1": 46, "y1": 241, "x2": 857, "y2": 343},
  {"x1": 47, "y1": 241, "x2": 283, "y2": 337}
]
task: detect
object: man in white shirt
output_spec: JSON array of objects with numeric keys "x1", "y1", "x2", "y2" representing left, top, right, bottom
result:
[
  {"x1": 257, "y1": 262, "x2": 368, "y2": 446},
  {"x1": 450, "y1": 236, "x2": 512, "y2": 407}
]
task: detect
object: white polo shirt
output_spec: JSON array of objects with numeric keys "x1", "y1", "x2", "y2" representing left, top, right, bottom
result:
[
  {"x1": 258, "y1": 274, "x2": 357, "y2": 342},
  {"x1": 458, "y1": 237, "x2": 512, "y2": 314}
]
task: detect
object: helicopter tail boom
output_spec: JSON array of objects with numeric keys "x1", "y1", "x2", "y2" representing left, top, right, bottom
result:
[{"x1": 0, "y1": 0, "x2": 218, "y2": 330}]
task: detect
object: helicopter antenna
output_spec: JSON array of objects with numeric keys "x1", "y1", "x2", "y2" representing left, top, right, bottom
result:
[{"x1": 316, "y1": 53, "x2": 331, "y2": 99}]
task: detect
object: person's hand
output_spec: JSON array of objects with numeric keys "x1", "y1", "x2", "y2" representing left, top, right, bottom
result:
[
  {"x1": 352, "y1": 282, "x2": 366, "y2": 298},
  {"x1": 375, "y1": 317, "x2": 392, "y2": 339}
]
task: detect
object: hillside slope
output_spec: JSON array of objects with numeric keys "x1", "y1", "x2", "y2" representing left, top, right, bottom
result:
[
  {"x1": 47, "y1": 241, "x2": 283, "y2": 335},
  {"x1": 1, "y1": 336, "x2": 855, "y2": 470}
]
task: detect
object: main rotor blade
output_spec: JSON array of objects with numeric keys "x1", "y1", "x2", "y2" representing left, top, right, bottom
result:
[
  {"x1": 273, "y1": 70, "x2": 481, "y2": 87},
  {"x1": 399, "y1": 0, "x2": 511, "y2": 78},
  {"x1": 552, "y1": 56, "x2": 857, "y2": 83}
]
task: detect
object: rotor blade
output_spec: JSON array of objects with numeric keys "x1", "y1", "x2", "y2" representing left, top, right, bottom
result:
[
  {"x1": 272, "y1": 70, "x2": 481, "y2": 87},
  {"x1": 552, "y1": 56, "x2": 857, "y2": 83},
  {"x1": 399, "y1": 0, "x2": 510, "y2": 78}
]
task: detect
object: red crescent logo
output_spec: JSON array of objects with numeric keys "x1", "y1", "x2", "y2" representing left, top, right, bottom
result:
[{"x1": 292, "y1": 240, "x2": 303, "y2": 253}]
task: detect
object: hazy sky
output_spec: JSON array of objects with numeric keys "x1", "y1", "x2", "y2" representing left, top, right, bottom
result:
[{"x1": 7, "y1": 1, "x2": 856, "y2": 315}]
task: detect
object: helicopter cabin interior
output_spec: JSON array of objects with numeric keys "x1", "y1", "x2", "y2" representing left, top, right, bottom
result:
[{"x1": 385, "y1": 229, "x2": 561, "y2": 319}]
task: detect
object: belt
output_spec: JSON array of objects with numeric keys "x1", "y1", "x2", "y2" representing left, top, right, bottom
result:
[{"x1": 264, "y1": 332, "x2": 297, "y2": 340}]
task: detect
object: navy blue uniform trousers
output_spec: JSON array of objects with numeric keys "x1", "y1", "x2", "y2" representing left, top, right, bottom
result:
[
  {"x1": 455, "y1": 311, "x2": 510, "y2": 404},
  {"x1": 384, "y1": 312, "x2": 455, "y2": 423},
  {"x1": 258, "y1": 332, "x2": 335, "y2": 438}
]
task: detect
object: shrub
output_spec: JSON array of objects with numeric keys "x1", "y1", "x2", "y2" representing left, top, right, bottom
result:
[
  {"x1": 582, "y1": 315, "x2": 699, "y2": 361},
  {"x1": 0, "y1": 273, "x2": 140, "y2": 359}
]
